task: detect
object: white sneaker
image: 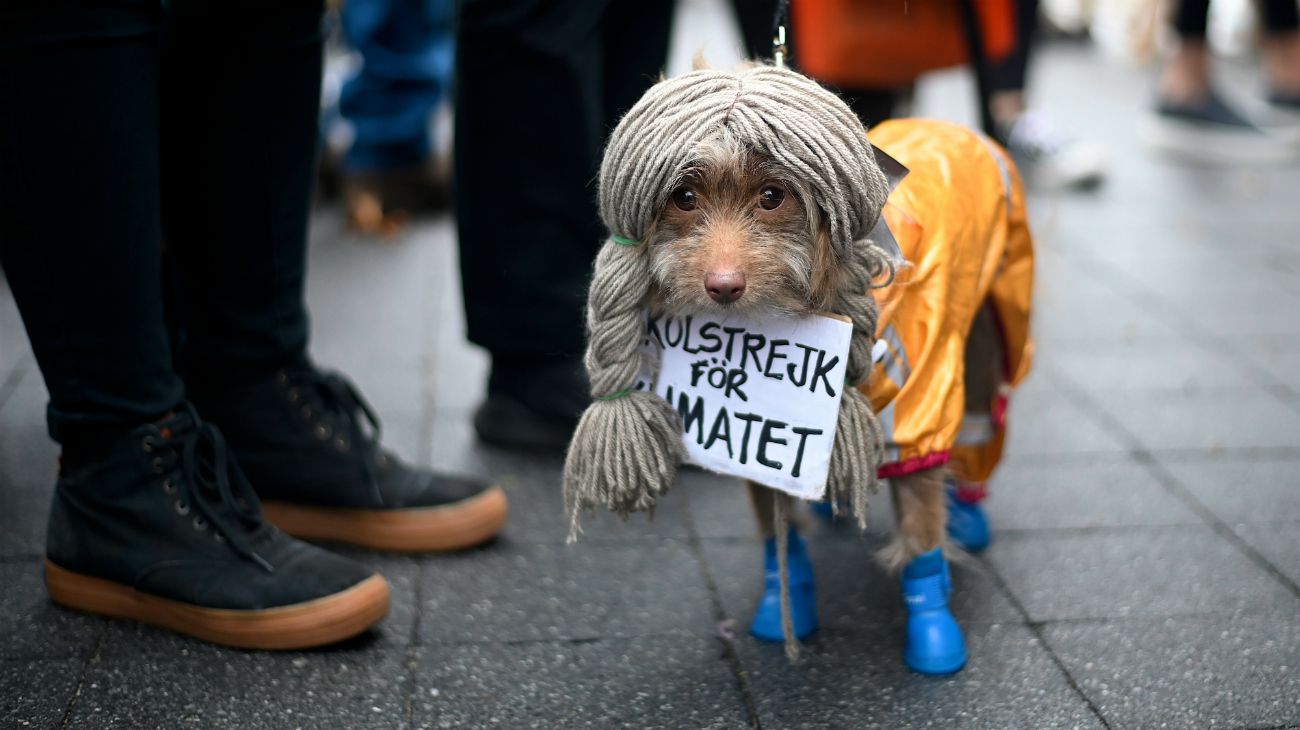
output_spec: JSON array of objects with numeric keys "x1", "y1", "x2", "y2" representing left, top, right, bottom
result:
[{"x1": 1000, "y1": 110, "x2": 1109, "y2": 190}]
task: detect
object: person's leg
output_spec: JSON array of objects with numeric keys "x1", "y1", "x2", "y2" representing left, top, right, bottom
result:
[
  {"x1": 456, "y1": 0, "x2": 672, "y2": 450},
  {"x1": 1258, "y1": 0, "x2": 1300, "y2": 102},
  {"x1": 338, "y1": 0, "x2": 454, "y2": 232},
  {"x1": 340, "y1": 0, "x2": 450, "y2": 173},
  {"x1": 164, "y1": 0, "x2": 505, "y2": 552},
  {"x1": 1146, "y1": 0, "x2": 1286, "y2": 161},
  {"x1": 1160, "y1": 0, "x2": 1213, "y2": 104},
  {"x1": 987, "y1": 0, "x2": 1039, "y2": 125},
  {"x1": 160, "y1": 0, "x2": 323, "y2": 389},
  {"x1": 0, "y1": 6, "x2": 181, "y2": 444},
  {"x1": 0, "y1": 3, "x2": 387, "y2": 648}
]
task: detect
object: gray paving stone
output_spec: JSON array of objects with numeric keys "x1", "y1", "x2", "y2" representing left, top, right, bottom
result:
[
  {"x1": 1231, "y1": 522, "x2": 1300, "y2": 588},
  {"x1": 1, "y1": 657, "x2": 82, "y2": 729},
  {"x1": 417, "y1": 539, "x2": 715, "y2": 644},
  {"x1": 70, "y1": 644, "x2": 411, "y2": 730},
  {"x1": 1042, "y1": 615, "x2": 1300, "y2": 730},
  {"x1": 0, "y1": 274, "x2": 32, "y2": 376},
  {"x1": 1031, "y1": 275, "x2": 1187, "y2": 344},
  {"x1": 1098, "y1": 388, "x2": 1300, "y2": 452},
  {"x1": 986, "y1": 456, "x2": 1202, "y2": 531},
  {"x1": 699, "y1": 537, "x2": 1021, "y2": 633},
  {"x1": 0, "y1": 373, "x2": 57, "y2": 557},
  {"x1": 1159, "y1": 454, "x2": 1300, "y2": 523},
  {"x1": 0, "y1": 560, "x2": 104, "y2": 661},
  {"x1": 986, "y1": 526, "x2": 1300, "y2": 622},
  {"x1": 999, "y1": 389, "x2": 1130, "y2": 457},
  {"x1": 737, "y1": 623, "x2": 1104, "y2": 730},
  {"x1": 1237, "y1": 336, "x2": 1300, "y2": 391},
  {"x1": 411, "y1": 638, "x2": 747, "y2": 730},
  {"x1": 1034, "y1": 337, "x2": 1254, "y2": 393}
]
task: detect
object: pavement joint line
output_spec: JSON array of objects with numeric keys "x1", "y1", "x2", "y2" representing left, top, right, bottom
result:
[
  {"x1": 1068, "y1": 254, "x2": 1300, "y2": 417},
  {"x1": 1040, "y1": 362, "x2": 1300, "y2": 601},
  {"x1": 400, "y1": 558, "x2": 424, "y2": 723},
  {"x1": 0, "y1": 553, "x2": 43, "y2": 564},
  {"x1": 973, "y1": 553, "x2": 1115, "y2": 730},
  {"x1": 57, "y1": 626, "x2": 105, "y2": 729},
  {"x1": 679, "y1": 487, "x2": 764, "y2": 730}
]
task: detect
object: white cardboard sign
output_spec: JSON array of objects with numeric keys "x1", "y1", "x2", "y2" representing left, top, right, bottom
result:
[{"x1": 636, "y1": 312, "x2": 853, "y2": 500}]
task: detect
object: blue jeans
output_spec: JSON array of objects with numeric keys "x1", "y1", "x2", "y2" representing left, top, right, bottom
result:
[{"x1": 339, "y1": 0, "x2": 452, "y2": 172}]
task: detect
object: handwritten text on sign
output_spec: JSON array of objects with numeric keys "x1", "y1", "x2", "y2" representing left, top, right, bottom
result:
[{"x1": 638, "y1": 312, "x2": 853, "y2": 500}]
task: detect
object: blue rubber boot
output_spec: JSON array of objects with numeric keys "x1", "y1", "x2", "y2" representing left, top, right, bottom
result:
[
  {"x1": 810, "y1": 500, "x2": 835, "y2": 522},
  {"x1": 750, "y1": 528, "x2": 818, "y2": 642},
  {"x1": 902, "y1": 548, "x2": 967, "y2": 675},
  {"x1": 946, "y1": 487, "x2": 991, "y2": 553}
]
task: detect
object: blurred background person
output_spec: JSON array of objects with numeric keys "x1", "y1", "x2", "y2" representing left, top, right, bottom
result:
[
  {"x1": 327, "y1": 0, "x2": 455, "y2": 234},
  {"x1": 1143, "y1": 0, "x2": 1300, "y2": 161}
]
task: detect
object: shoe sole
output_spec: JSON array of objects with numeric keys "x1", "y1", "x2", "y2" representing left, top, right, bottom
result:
[
  {"x1": 44, "y1": 560, "x2": 390, "y2": 650},
  {"x1": 261, "y1": 485, "x2": 508, "y2": 552}
]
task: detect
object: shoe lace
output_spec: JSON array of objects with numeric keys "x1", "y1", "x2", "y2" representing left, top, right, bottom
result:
[
  {"x1": 157, "y1": 404, "x2": 274, "y2": 573},
  {"x1": 290, "y1": 367, "x2": 385, "y2": 490}
]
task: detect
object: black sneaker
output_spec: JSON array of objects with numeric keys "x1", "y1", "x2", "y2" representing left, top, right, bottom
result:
[
  {"x1": 45, "y1": 407, "x2": 390, "y2": 649},
  {"x1": 1141, "y1": 90, "x2": 1295, "y2": 163},
  {"x1": 191, "y1": 364, "x2": 507, "y2": 552},
  {"x1": 473, "y1": 354, "x2": 589, "y2": 452}
]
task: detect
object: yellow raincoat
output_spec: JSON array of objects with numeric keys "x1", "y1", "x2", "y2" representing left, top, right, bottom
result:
[{"x1": 862, "y1": 119, "x2": 1034, "y2": 484}]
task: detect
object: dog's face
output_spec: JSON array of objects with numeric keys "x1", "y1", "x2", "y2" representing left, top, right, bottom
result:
[{"x1": 645, "y1": 135, "x2": 842, "y2": 316}]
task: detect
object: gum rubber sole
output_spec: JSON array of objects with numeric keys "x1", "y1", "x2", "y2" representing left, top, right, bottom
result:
[
  {"x1": 261, "y1": 485, "x2": 508, "y2": 553},
  {"x1": 44, "y1": 560, "x2": 390, "y2": 650}
]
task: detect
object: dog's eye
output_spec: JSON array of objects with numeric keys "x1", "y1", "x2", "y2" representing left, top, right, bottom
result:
[
  {"x1": 671, "y1": 187, "x2": 697, "y2": 211},
  {"x1": 758, "y1": 186, "x2": 785, "y2": 211}
]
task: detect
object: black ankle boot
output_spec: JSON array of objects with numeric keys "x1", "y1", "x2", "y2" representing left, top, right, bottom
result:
[
  {"x1": 45, "y1": 407, "x2": 390, "y2": 649},
  {"x1": 191, "y1": 363, "x2": 507, "y2": 552},
  {"x1": 473, "y1": 354, "x2": 590, "y2": 452}
]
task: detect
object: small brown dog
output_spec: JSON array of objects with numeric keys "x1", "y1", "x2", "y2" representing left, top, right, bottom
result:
[
  {"x1": 640, "y1": 117, "x2": 1033, "y2": 674},
  {"x1": 643, "y1": 130, "x2": 963, "y2": 567}
]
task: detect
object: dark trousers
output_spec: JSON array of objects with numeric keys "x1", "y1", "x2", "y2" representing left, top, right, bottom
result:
[
  {"x1": 453, "y1": 0, "x2": 673, "y2": 359},
  {"x1": 0, "y1": 1, "x2": 324, "y2": 442},
  {"x1": 1173, "y1": 0, "x2": 1299, "y2": 38}
]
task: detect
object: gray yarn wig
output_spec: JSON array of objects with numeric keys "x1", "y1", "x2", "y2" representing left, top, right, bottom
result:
[{"x1": 563, "y1": 65, "x2": 894, "y2": 540}]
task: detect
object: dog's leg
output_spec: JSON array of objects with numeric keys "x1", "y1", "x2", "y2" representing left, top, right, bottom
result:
[
  {"x1": 880, "y1": 466, "x2": 948, "y2": 571},
  {"x1": 745, "y1": 481, "x2": 817, "y2": 655},
  {"x1": 948, "y1": 303, "x2": 1003, "y2": 552},
  {"x1": 884, "y1": 466, "x2": 967, "y2": 675},
  {"x1": 746, "y1": 480, "x2": 776, "y2": 538}
]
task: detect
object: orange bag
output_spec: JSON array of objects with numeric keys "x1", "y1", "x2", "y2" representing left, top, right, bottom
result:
[{"x1": 792, "y1": 0, "x2": 1016, "y2": 89}]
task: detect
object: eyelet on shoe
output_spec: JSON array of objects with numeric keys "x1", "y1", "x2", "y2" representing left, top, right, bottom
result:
[
  {"x1": 141, "y1": 435, "x2": 155, "y2": 453},
  {"x1": 301, "y1": 406, "x2": 313, "y2": 421},
  {"x1": 214, "y1": 532, "x2": 225, "y2": 543},
  {"x1": 175, "y1": 500, "x2": 190, "y2": 516},
  {"x1": 287, "y1": 387, "x2": 300, "y2": 403},
  {"x1": 161, "y1": 478, "x2": 177, "y2": 495},
  {"x1": 277, "y1": 371, "x2": 289, "y2": 386},
  {"x1": 150, "y1": 456, "x2": 165, "y2": 474},
  {"x1": 192, "y1": 516, "x2": 207, "y2": 531},
  {"x1": 315, "y1": 423, "x2": 332, "y2": 440},
  {"x1": 334, "y1": 436, "x2": 350, "y2": 452}
]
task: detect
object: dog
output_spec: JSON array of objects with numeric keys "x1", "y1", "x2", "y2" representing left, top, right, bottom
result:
[{"x1": 639, "y1": 115, "x2": 1034, "y2": 674}]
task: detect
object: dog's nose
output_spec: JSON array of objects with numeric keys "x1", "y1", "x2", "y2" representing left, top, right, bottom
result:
[{"x1": 705, "y1": 272, "x2": 746, "y2": 304}]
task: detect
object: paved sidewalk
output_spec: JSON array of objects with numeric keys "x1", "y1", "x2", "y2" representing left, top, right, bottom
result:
[{"x1": 3, "y1": 44, "x2": 1300, "y2": 729}]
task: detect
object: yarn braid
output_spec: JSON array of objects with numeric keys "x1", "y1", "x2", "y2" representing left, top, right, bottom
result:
[{"x1": 564, "y1": 65, "x2": 894, "y2": 539}]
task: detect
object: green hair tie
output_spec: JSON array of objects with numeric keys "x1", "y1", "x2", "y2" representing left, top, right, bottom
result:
[
  {"x1": 611, "y1": 235, "x2": 641, "y2": 247},
  {"x1": 596, "y1": 388, "x2": 633, "y2": 401}
]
